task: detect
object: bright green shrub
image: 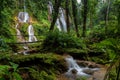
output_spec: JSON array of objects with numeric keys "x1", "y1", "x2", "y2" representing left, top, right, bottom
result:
[{"x1": 42, "y1": 31, "x2": 86, "y2": 52}]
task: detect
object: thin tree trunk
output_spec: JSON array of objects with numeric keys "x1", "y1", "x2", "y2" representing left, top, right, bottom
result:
[
  {"x1": 72, "y1": 0, "x2": 80, "y2": 37},
  {"x1": 116, "y1": 60, "x2": 120, "y2": 80},
  {"x1": 49, "y1": 0, "x2": 61, "y2": 31},
  {"x1": 105, "y1": 0, "x2": 110, "y2": 33},
  {"x1": 66, "y1": 0, "x2": 70, "y2": 33},
  {"x1": 82, "y1": 0, "x2": 88, "y2": 37},
  {"x1": 47, "y1": 6, "x2": 52, "y2": 22},
  {"x1": 117, "y1": 1, "x2": 120, "y2": 31},
  {"x1": 89, "y1": 12, "x2": 92, "y2": 28}
]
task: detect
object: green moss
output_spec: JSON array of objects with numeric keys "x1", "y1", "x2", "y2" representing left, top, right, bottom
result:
[
  {"x1": 0, "y1": 53, "x2": 64, "y2": 66},
  {"x1": 0, "y1": 53, "x2": 66, "y2": 80}
]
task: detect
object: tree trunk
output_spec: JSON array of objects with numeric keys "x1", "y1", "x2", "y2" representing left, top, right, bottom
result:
[
  {"x1": 66, "y1": 0, "x2": 70, "y2": 33},
  {"x1": 116, "y1": 61, "x2": 120, "y2": 80},
  {"x1": 89, "y1": 12, "x2": 92, "y2": 28},
  {"x1": 105, "y1": 0, "x2": 110, "y2": 33},
  {"x1": 49, "y1": 0, "x2": 61, "y2": 31},
  {"x1": 82, "y1": 0, "x2": 88, "y2": 37},
  {"x1": 72, "y1": 0, "x2": 80, "y2": 37},
  {"x1": 47, "y1": 6, "x2": 52, "y2": 22}
]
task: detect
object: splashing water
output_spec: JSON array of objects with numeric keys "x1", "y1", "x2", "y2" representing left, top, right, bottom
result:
[
  {"x1": 28, "y1": 24, "x2": 37, "y2": 42},
  {"x1": 59, "y1": 8, "x2": 67, "y2": 32},
  {"x1": 65, "y1": 56, "x2": 88, "y2": 76},
  {"x1": 18, "y1": 12, "x2": 29, "y2": 23},
  {"x1": 47, "y1": 1, "x2": 67, "y2": 32},
  {"x1": 56, "y1": 18, "x2": 62, "y2": 31},
  {"x1": 65, "y1": 56, "x2": 100, "y2": 79},
  {"x1": 77, "y1": 0, "x2": 81, "y2": 4}
]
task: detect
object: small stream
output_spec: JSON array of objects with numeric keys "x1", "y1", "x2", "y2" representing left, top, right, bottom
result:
[{"x1": 65, "y1": 56, "x2": 100, "y2": 80}]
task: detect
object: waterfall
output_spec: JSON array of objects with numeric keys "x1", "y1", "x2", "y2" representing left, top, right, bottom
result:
[
  {"x1": 14, "y1": 0, "x2": 38, "y2": 55},
  {"x1": 56, "y1": 18, "x2": 62, "y2": 31},
  {"x1": 18, "y1": 12, "x2": 29, "y2": 23},
  {"x1": 65, "y1": 56, "x2": 88, "y2": 76},
  {"x1": 77, "y1": 0, "x2": 81, "y2": 4},
  {"x1": 24, "y1": 0, "x2": 26, "y2": 12},
  {"x1": 47, "y1": 1, "x2": 53, "y2": 15},
  {"x1": 65, "y1": 56, "x2": 100, "y2": 79},
  {"x1": 15, "y1": 23, "x2": 26, "y2": 42},
  {"x1": 28, "y1": 24, "x2": 37, "y2": 42},
  {"x1": 18, "y1": 0, "x2": 29, "y2": 23},
  {"x1": 47, "y1": 1, "x2": 67, "y2": 32},
  {"x1": 59, "y1": 8, "x2": 67, "y2": 32}
]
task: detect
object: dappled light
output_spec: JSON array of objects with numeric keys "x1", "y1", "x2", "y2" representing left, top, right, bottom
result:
[{"x1": 0, "y1": 0, "x2": 120, "y2": 80}]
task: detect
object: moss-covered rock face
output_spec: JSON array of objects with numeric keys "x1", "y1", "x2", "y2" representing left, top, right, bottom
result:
[{"x1": 0, "y1": 53, "x2": 67, "y2": 80}]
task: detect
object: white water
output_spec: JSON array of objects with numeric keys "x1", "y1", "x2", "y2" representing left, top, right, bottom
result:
[
  {"x1": 65, "y1": 56, "x2": 88, "y2": 76},
  {"x1": 77, "y1": 0, "x2": 81, "y2": 4},
  {"x1": 56, "y1": 18, "x2": 62, "y2": 31},
  {"x1": 65, "y1": 56, "x2": 100, "y2": 79},
  {"x1": 14, "y1": 0, "x2": 38, "y2": 55},
  {"x1": 28, "y1": 24, "x2": 37, "y2": 42},
  {"x1": 59, "y1": 7, "x2": 67, "y2": 32},
  {"x1": 47, "y1": 1, "x2": 53, "y2": 15},
  {"x1": 18, "y1": 12, "x2": 29, "y2": 23},
  {"x1": 47, "y1": 1, "x2": 67, "y2": 32}
]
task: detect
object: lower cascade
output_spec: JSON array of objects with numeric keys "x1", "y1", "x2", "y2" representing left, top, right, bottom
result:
[
  {"x1": 28, "y1": 24, "x2": 37, "y2": 42},
  {"x1": 65, "y1": 56, "x2": 100, "y2": 80},
  {"x1": 15, "y1": 11, "x2": 38, "y2": 55},
  {"x1": 15, "y1": 23, "x2": 26, "y2": 42}
]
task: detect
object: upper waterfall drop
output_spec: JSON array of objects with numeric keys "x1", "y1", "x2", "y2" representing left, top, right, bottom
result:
[
  {"x1": 47, "y1": 1, "x2": 67, "y2": 32},
  {"x1": 18, "y1": 12, "x2": 30, "y2": 23},
  {"x1": 17, "y1": 0, "x2": 29, "y2": 23},
  {"x1": 59, "y1": 7, "x2": 67, "y2": 32},
  {"x1": 47, "y1": 1, "x2": 53, "y2": 15},
  {"x1": 77, "y1": 0, "x2": 81, "y2": 4}
]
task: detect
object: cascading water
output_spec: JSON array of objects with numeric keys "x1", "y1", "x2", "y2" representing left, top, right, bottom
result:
[
  {"x1": 24, "y1": 0, "x2": 26, "y2": 12},
  {"x1": 16, "y1": 0, "x2": 37, "y2": 42},
  {"x1": 47, "y1": 1, "x2": 53, "y2": 15},
  {"x1": 18, "y1": 12, "x2": 29, "y2": 23},
  {"x1": 18, "y1": 0, "x2": 29, "y2": 23},
  {"x1": 15, "y1": 0, "x2": 38, "y2": 55},
  {"x1": 59, "y1": 7, "x2": 67, "y2": 32},
  {"x1": 77, "y1": 0, "x2": 81, "y2": 4},
  {"x1": 47, "y1": 1, "x2": 53, "y2": 22},
  {"x1": 47, "y1": 1, "x2": 67, "y2": 32},
  {"x1": 28, "y1": 24, "x2": 37, "y2": 42},
  {"x1": 56, "y1": 18, "x2": 62, "y2": 31},
  {"x1": 65, "y1": 56, "x2": 99, "y2": 80},
  {"x1": 65, "y1": 56, "x2": 89, "y2": 77},
  {"x1": 15, "y1": 23, "x2": 26, "y2": 42}
]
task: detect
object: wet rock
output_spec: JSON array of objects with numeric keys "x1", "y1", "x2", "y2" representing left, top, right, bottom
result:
[
  {"x1": 88, "y1": 64, "x2": 99, "y2": 68},
  {"x1": 77, "y1": 61, "x2": 88, "y2": 67},
  {"x1": 76, "y1": 60, "x2": 103, "y2": 68},
  {"x1": 82, "y1": 69, "x2": 94, "y2": 75},
  {"x1": 71, "y1": 69, "x2": 78, "y2": 74}
]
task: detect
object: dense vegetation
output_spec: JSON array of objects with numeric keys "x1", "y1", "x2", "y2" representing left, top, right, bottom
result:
[{"x1": 0, "y1": 0, "x2": 120, "y2": 80}]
